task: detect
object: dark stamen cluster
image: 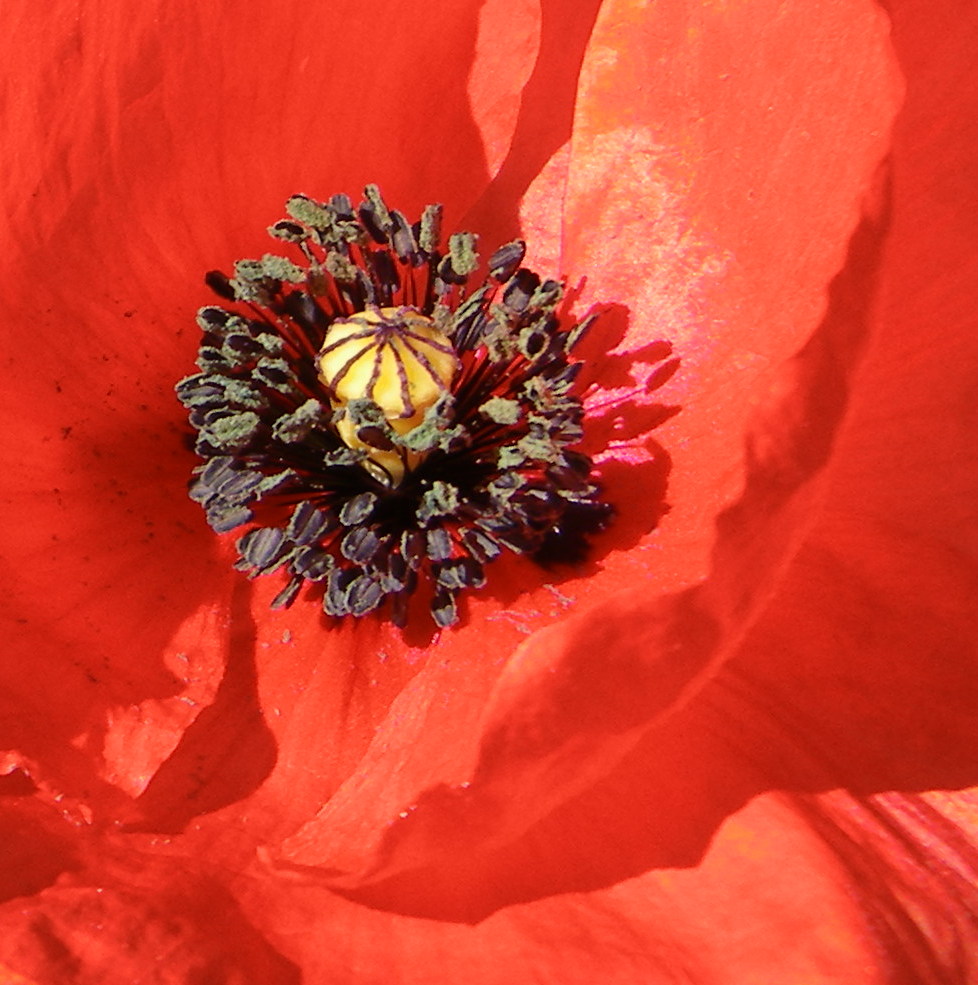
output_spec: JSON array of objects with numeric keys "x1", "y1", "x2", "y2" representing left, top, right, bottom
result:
[{"x1": 177, "y1": 185, "x2": 612, "y2": 627}]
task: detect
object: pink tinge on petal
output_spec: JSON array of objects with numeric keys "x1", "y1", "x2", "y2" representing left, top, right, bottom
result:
[
  {"x1": 564, "y1": 0, "x2": 903, "y2": 592},
  {"x1": 518, "y1": 140, "x2": 572, "y2": 274}
]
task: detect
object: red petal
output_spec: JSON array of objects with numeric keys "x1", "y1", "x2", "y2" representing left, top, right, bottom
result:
[
  {"x1": 0, "y1": 0, "x2": 520, "y2": 807},
  {"x1": 0, "y1": 796, "x2": 887, "y2": 984},
  {"x1": 0, "y1": 877, "x2": 298, "y2": 985},
  {"x1": 4, "y1": 0, "x2": 978, "y2": 979},
  {"x1": 245, "y1": 797, "x2": 887, "y2": 982},
  {"x1": 260, "y1": 2, "x2": 978, "y2": 971},
  {"x1": 264, "y1": 0, "x2": 901, "y2": 902}
]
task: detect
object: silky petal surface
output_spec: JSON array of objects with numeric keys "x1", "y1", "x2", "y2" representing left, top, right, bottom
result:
[{"x1": 267, "y1": 0, "x2": 900, "y2": 902}]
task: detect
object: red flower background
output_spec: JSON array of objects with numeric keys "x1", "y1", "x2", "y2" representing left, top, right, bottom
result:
[{"x1": 1, "y1": 0, "x2": 977, "y2": 981}]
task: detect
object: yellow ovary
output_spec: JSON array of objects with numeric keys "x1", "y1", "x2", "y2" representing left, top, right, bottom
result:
[{"x1": 317, "y1": 307, "x2": 459, "y2": 484}]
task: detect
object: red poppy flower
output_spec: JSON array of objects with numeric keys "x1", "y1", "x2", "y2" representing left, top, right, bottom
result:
[{"x1": 2, "y1": 0, "x2": 977, "y2": 981}]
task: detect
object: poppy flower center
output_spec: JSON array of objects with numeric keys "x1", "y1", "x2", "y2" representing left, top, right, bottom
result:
[
  {"x1": 318, "y1": 307, "x2": 458, "y2": 484},
  {"x1": 176, "y1": 186, "x2": 613, "y2": 627}
]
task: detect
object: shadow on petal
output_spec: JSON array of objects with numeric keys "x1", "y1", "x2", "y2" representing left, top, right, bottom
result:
[
  {"x1": 462, "y1": 0, "x2": 606, "y2": 244},
  {"x1": 0, "y1": 790, "x2": 81, "y2": 904},
  {"x1": 123, "y1": 581, "x2": 278, "y2": 833}
]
